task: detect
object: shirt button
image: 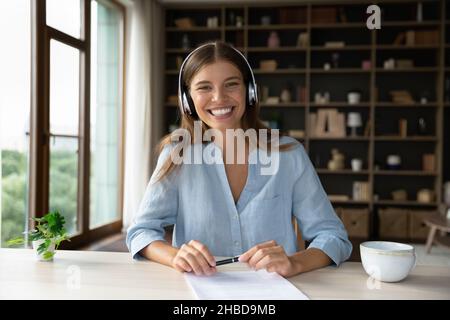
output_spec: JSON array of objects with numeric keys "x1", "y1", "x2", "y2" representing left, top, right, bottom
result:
[
  {"x1": 234, "y1": 241, "x2": 240, "y2": 246},
  {"x1": 234, "y1": 214, "x2": 239, "y2": 219}
]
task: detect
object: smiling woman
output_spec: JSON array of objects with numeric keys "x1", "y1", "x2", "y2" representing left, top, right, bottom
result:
[{"x1": 127, "y1": 41, "x2": 352, "y2": 279}]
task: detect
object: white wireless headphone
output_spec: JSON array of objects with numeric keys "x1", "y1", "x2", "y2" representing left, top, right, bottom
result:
[{"x1": 177, "y1": 42, "x2": 258, "y2": 116}]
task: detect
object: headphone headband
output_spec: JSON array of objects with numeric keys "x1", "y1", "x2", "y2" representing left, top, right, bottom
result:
[{"x1": 177, "y1": 42, "x2": 258, "y2": 115}]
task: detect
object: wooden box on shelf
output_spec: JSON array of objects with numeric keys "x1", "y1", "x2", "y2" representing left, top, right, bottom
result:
[
  {"x1": 378, "y1": 207, "x2": 409, "y2": 239},
  {"x1": 340, "y1": 208, "x2": 370, "y2": 238},
  {"x1": 409, "y1": 210, "x2": 435, "y2": 241},
  {"x1": 396, "y1": 59, "x2": 414, "y2": 68},
  {"x1": 174, "y1": 18, "x2": 195, "y2": 28},
  {"x1": 389, "y1": 90, "x2": 415, "y2": 104},
  {"x1": 310, "y1": 109, "x2": 345, "y2": 138},
  {"x1": 260, "y1": 60, "x2": 278, "y2": 71}
]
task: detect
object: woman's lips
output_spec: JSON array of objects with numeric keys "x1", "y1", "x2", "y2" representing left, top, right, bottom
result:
[{"x1": 207, "y1": 106, "x2": 235, "y2": 120}]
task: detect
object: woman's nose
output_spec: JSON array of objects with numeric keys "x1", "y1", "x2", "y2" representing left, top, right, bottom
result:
[{"x1": 211, "y1": 87, "x2": 226, "y2": 102}]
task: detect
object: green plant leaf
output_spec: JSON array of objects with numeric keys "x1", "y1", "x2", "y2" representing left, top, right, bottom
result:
[
  {"x1": 29, "y1": 231, "x2": 44, "y2": 241},
  {"x1": 44, "y1": 210, "x2": 66, "y2": 236},
  {"x1": 42, "y1": 251, "x2": 55, "y2": 260},
  {"x1": 37, "y1": 241, "x2": 50, "y2": 255},
  {"x1": 6, "y1": 238, "x2": 25, "y2": 246}
]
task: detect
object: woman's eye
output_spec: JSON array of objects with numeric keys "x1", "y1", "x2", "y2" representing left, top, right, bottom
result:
[
  {"x1": 226, "y1": 82, "x2": 239, "y2": 88},
  {"x1": 197, "y1": 86, "x2": 211, "y2": 91}
]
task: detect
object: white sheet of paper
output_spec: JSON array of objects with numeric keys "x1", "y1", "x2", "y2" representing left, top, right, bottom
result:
[{"x1": 185, "y1": 269, "x2": 309, "y2": 300}]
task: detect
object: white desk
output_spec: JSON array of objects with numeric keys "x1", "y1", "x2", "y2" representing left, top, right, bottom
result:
[{"x1": 1, "y1": 248, "x2": 449, "y2": 299}]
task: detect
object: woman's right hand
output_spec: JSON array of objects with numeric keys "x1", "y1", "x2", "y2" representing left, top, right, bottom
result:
[{"x1": 171, "y1": 240, "x2": 217, "y2": 276}]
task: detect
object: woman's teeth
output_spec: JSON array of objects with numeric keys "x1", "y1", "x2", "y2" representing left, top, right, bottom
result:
[{"x1": 210, "y1": 107, "x2": 233, "y2": 116}]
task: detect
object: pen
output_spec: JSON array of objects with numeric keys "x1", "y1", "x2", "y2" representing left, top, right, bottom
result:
[{"x1": 215, "y1": 256, "x2": 240, "y2": 266}]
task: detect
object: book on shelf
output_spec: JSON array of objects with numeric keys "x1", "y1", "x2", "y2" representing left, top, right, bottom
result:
[
  {"x1": 422, "y1": 154, "x2": 435, "y2": 172},
  {"x1": 328, "y1": 194, "x2": 350, "y2": 202},
  {"x1": 353, "y1": 181, "x2": 370, "y2": 201},
  {"x1": 296, "y1": 85, "x2": 307, "y2": 103},
  {"x1": 399, "y1": 119, "x2": 408, "y2": 137}
]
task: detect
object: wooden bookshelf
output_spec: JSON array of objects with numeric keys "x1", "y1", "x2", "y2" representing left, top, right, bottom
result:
[{"x1": 163, "y1": 0, "x2": 447, "y2": 244}]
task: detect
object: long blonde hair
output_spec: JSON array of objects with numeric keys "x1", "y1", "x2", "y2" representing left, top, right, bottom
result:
[{"x1": 155, "y1": 41, "x2": 295, "y2": 182}]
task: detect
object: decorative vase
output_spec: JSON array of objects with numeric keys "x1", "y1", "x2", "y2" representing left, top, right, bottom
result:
[
  {"x1": 268, "y1": 31, "x2": 280, "y2": 48},
  {"x1": 417, "y1": 117, "x2": 427, "y2": 135},
  {"x1": 280, "y1": 88, "x2": 291, "y2": 103}
]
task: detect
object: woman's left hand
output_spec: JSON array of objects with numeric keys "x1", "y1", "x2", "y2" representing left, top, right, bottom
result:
[{"x1": 238, "y1": 240, "x2": 299, "y2": 277}]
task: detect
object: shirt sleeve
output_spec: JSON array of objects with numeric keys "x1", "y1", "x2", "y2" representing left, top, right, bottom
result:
[
  {"x1": 291, "y1": 144, "x2": 352, "y2": 266},
  {"x1": 126, "y1": 145, "x2": 178, "y2": 260}
]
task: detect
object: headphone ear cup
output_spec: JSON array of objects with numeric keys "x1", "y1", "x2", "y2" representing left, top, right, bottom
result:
[
  {"x1": 247, "y1": 82, "x2": 257, "y2": 107},
  {"x1": 182, "y1": 92, "x2": 191, "y2": 114},
  {"x1": 184, "y1": 91, "x2": 197, "y2": 117}
]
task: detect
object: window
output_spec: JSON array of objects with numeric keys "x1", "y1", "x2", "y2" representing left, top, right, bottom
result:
[
  {"x1": 49, "y1": 40, "x2": 81, "y2": 235},
  {"x1": 90, "y1": 0, "x2": 124, "y2": 228},
  {"x1": 1, "y1": 0, "x2": 125, "y2": 248},
  {"x1": 0, "y1": 0, "x2": 31, "y2": 246},
  {"x1": 46, "y1": 0, "x2": 82, "y2": 39}
]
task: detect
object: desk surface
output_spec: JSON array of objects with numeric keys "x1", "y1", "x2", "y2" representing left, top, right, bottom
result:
[{"x1": 1, "y1": 248, "x2": 449, "y2": 300}]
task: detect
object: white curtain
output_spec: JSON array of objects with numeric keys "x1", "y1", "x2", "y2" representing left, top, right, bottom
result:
[{"x1": 122, "y1": 0, "x2": 164, "y2": 230}]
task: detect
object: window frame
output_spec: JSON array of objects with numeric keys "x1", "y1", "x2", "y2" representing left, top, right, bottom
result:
[{"x1": 30, "y1": 0, "x2": 126, "y2": 248}]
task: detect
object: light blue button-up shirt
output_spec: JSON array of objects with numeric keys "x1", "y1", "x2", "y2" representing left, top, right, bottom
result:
[{"x1": 126, "y1": 136, "x2": 352, "y2": 265}]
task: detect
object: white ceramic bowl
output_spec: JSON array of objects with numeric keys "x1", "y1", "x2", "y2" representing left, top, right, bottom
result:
[{"x1": 360, "y1": 241, "x2": 416, "y2": 282}]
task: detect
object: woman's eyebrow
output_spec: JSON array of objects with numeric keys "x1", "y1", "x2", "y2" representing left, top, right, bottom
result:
[
  {"x1": 224, "y1": 76, "x2": 241, "y2": 82},
  {"x1": 194, "y1": 80, "x2": 211, "y2": 86},
  {"x1": 194, "y1": 76, "x2": 242, "y2": 87}
]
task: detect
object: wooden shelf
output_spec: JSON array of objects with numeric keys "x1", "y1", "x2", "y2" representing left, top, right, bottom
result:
[
  {"x1": 247, "y1": 24, "x2": 308, "y2": 30},
  {"x1": 166, "y1": 27, "x2": 222, "y2": 32},
  {"x1": 260, "y1": 102, "x2": 305, "y2": 107},
  {"x1": 375, "y1": 102, "x2": 438, "y2": 107},
  {"x1": 246, "y1": 47, "x2": 307, "y2": 52},
  {"x1": 310, "y1": 45, "x2": 371, "y2": 51},
  {"x1": 375, "y1": 67, "x2": 439, "y2": 73},
  {"x1": 374, "y1": 170, "x2": 437, "y2": 176},
  {"x1": 253, "y1": 68, "x2": 306, "y2": 74},
  {"x1": 376, "y1": 44, "x2": 439, "y2": 50},
  {"x1": 310, "y1": 22, "x2": 366, "y2": 28},
  {"x1": 375, "y1": 200, "x2": 438, "y2": 207},
  {"x1": 374, "y1": 136, "x2": 437, "y2": 142},
  {"x1": 381, "y1": 20, "x2": 441, "y2": 27},
  {"x1": 331, "y1": 199, "x2": 370, "y2": 205},
  {"x1": 310, "y1": 102, "x2": 371, "y2": 107},
  {"x1": 310, "y1": 68, "x2": 370, "y2": 74},
  {"x1": 317, "y1": 169, "x2": 369, "y2": 175},
  {"x1": 310, "y1": 137, "x2": 370, "y2": 142},
  {"x1": 224, "y1": 26, "x2": 245, "y2": 31}
]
